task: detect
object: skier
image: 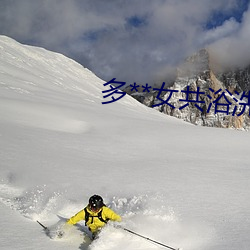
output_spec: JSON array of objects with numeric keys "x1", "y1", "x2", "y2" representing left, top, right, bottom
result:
[{"x1": 66, "y1": 194, "x2": 121, "y2": 239}]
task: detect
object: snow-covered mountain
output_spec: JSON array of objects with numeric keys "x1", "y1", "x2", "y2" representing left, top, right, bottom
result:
[
  {"x1": 0, "y1": 36, "x2": 250, "y2": 250},
  {"x1": 126, "y1": 49, "x2": 250, "y2": 130}
]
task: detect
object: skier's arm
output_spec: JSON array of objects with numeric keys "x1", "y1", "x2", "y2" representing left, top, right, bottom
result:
[
  {"x1": 67, "y1": 209, "x2": 85, "y2": 225},
  {"x1": 104, "y1": 207, "x2": 122, "y2": 222}
]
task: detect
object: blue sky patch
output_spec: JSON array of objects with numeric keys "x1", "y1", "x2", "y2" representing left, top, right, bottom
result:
[
  {"x1": 206, "y1": 0, "x2": 249, "y2": 29},
  {"x1": 126, "y1": 15, "x2": 148, "y2": 28}
]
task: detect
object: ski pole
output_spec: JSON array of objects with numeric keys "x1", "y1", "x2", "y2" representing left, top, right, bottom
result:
[
  {"x1": 37, "y1": 220, "x2": 48, "y2": 231},
  {"x1": 122, "y1": 227, "x2": 180, "y2": 250}
]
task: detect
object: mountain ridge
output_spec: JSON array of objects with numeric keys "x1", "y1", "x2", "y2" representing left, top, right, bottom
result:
[{"x1": 125, "y1": 48, "x2": 250, "y2": 130}]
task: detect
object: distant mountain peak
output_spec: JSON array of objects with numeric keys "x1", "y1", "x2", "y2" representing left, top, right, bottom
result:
[{"x1": 125, "y1": 48, "x2": 250, "y2": 130}]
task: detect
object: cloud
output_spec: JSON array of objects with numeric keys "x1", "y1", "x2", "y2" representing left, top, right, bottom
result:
[
  {"x1": 0, "y1": 0, "x2": 249, "y2": 84},
  {"x1": 209, "y1": 4, "x2": 250, "y2": 69},
  {"x1": 200, "y1": 18, "x2": 240, "y2": 45}
]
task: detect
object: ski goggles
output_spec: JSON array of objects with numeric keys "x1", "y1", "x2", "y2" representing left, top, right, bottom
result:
[{"x1": 89, "y1": 205, "x2": 101, "y2": 212}]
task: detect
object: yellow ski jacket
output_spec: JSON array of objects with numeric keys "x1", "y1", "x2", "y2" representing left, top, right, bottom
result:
[{"x1": 67, "y1": 206, "x2": 121, "y2": 233}]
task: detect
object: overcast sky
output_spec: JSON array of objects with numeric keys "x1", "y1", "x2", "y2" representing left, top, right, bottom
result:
[{"x1": 0, "y1": 0, "x2": 249, "y2": 85}]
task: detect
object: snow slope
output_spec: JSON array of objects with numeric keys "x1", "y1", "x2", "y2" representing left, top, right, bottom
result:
[{"x1": 0, "y1": 35, "x2": 250, "y2": 250}]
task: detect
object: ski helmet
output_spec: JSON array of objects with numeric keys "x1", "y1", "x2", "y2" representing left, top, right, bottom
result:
[{"x1": 89, "y1": 195, "x2": 104, "y2": 210}]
